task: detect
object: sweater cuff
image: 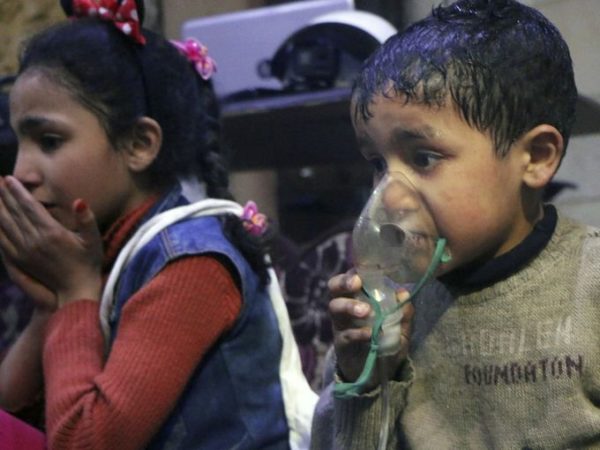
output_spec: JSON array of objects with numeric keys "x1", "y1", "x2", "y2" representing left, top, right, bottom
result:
[
  {"x1": 333, "y1": 356, "x2": 414, "y2": 394},
  {"x1": 45, "y1": 300, "x2": 99, "y2": 334},
  {"x1": 333, "y1": 380, "x2": 411, "y2": 449}
]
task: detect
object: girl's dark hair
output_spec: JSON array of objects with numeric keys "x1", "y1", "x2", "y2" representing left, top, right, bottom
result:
[
  {"x1": 18, "y1": 13, "x2": 272, "y2": 286},
  {"x1": 353, "y1": 0, "x2": 578, "y2": 158},
  {"x1": 0, "y1": 75, "x2": 17, "y2": 176}
]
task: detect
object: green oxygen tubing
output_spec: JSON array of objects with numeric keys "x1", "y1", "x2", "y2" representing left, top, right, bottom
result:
[
  {"x1": 333, "y1": 237, "x2": 450, "y2": 450},
  {"x1": 333, "y1": 237, "x2": 450, "y2": 399}
]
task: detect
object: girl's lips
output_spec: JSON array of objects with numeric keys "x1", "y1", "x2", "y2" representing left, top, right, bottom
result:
[{"x1": 40, "y1": 202, "x2": 58, "y2": 212}]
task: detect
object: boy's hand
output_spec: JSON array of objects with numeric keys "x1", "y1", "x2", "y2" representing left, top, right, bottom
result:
[{"x1": 328, "y1": 271, "x2": 414, "y2": 387}]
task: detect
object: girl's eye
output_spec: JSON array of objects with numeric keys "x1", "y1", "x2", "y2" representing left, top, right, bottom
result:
[
  {"x1": 38, "y1": 134, "x2": 63, "y2": 153},
  {"x1": 411, "y1": 150, "x2": 443, "y2": 170}
]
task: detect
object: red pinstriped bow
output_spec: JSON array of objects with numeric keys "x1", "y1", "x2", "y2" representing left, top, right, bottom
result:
[{"x1": 71, "y1": 0, "x2": 145, "y2": 44}]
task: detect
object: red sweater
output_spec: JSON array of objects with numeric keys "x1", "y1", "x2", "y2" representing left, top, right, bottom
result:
[{"x1": 42, "y1": 198, "x2": 242, "y2": 449}]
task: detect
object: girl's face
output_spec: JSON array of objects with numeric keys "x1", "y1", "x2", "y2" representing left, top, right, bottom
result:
[
  {"x1": 9, "y1": 71, "x2": 142, "y2": 232},
  {"x1": 352, "y1": 93, "x2": 533, "y2": 275}
]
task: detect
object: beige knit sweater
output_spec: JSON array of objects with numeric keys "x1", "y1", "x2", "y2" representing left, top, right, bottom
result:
[{"x1": 311, "y1": 213, "x2": 600, "y2": 449}]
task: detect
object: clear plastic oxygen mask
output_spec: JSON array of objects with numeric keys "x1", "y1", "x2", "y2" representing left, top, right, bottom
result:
[
  {"x1": 352, "y1": 171, "x2": 449, "y2": 354},
  {"x1": 335, "y1": 171, "x2": 451, "y2": 399}
]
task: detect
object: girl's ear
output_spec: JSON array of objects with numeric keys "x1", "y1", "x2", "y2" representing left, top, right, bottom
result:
[
  {"x1": 520, "y1": 124, "x2": 564, "y2": 189},
  {"x1": 123, "y1": 117, "x2": 162, "y2": 173}
]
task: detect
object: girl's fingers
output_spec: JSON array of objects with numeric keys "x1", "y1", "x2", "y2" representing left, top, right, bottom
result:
[
  {"x1": 0, "y1": 178, "x2": 37, "y2": 241},
  {"x1": 72, "y1": 199, "x2": 102, "y2": 251},
  {"x1": 0, "y1": 227, "x2": 18, "y2": 257},
  {"x1": 0, "y1": 177, "x2": 59, "y2": 248},
  {"x1": 4, "y1": 176, "x2": 51, "y2": 227},
  {"x1": 0, "y1": 182, "x2": 28, "y2": 252},
  {"x1": 3, "y1": 259, "x2": 57, "y2": 310}
]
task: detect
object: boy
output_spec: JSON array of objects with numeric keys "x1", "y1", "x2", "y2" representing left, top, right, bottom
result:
[{"x1": 310, "y1": 0, "x2": 600, "y2": 448}]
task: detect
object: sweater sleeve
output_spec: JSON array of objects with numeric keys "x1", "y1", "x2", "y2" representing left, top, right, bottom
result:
[
  {"x1": 311, "y1": 361, "x2": 414, "y2": 450},
  {"x1": 42, "y1": 255, "x2": 242, "y2": 450},
  {"x1": 309, "y1": 381, "x2": 412, "y2": 450}
]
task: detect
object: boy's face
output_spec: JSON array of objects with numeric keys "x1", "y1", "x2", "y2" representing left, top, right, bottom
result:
[{"x1": 352, "y1": 93, "x2": 534, "y2": 275}]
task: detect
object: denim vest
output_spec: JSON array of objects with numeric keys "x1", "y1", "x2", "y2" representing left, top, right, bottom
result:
[{"x1": 107, "y1": 188, "x2": 290, "y2": 449}]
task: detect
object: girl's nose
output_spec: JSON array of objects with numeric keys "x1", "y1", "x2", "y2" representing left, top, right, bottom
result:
[{"x1": 12, "y1": 152, "x2": 42, "y2": 190}]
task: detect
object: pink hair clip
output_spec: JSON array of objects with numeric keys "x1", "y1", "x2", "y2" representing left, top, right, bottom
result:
[
  {"x1": 170, "y1": 38, "x2": 217, "y2": 81},
  {"x1": 241, "y1": 201, "x2": 268, "y2": 236},
  {"x1": 71, "y1": 0, "x2": 146, "y2": 44}
]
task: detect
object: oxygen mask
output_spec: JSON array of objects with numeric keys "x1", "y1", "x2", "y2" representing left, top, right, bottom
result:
[
  {"x1": 352, "y1": 171, "x2": 450, "y2": 353},
  {"x1": 335, "y1": 171, "x2": 451, "y2": 399}
]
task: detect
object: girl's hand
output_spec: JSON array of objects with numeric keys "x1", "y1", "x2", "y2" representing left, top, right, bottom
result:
[
  {"x1": 0, "y1": 176, "x2": 103, "y2": 307},
  {"x1": 328, "y1": 271, "x2": 414, "y2": 387},
  {"x1": 2, "y1": 258, "x2": 57, "y2": 312}
]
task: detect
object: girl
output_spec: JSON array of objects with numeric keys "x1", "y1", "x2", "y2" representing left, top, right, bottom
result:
[{"x1": 0, "y1": 0, "x2": 316, "y2": 448}]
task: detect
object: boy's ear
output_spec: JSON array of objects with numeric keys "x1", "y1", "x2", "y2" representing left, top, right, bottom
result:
[
  {"x1": 519, "y1": 124, "x2": 564, "y2": 189},
  {"x1": 123, "y1": 117, "x2": 162, "y2": 172}
]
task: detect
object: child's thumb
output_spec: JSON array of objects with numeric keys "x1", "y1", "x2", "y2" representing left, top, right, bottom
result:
[{"x1": 72, "y1": 199, "x2": 101, "y2": 244}]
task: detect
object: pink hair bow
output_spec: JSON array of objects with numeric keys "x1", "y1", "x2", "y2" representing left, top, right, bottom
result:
[
  {"x1": 241, "y1": 201, "x2": 268, "y2": 236},
  {"x1": 71, "y1": 0, "x2": 145, "y2": 44},
  {"x1": 170, "y1": 38, "x2": 217, "y2": 81}
]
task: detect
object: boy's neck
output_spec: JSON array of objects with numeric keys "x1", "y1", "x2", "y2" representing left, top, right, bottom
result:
[{"x1": 439, "y1": 204, "x2": 557, "y2": 289}]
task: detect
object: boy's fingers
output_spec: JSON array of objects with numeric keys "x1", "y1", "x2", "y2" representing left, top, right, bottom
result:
[
  {"x1": 401, "y1": 301, "x2": 415, "y2": 323},
  {"x1": 334, "y1": 326, "x2": 373, "y2": 382},
  {"x1": 327, "y1": 271, "x2": 361, "y2": 296},
  {"x1": 329, "y1": 297, "x2": 371, "y2": 331},
  {"x1": 335, "y1": 327, "x2": 372, "y2": 346},
  {"x1": 400, "y1": 302, "x2": 415, "y2": 338},
  {"x1": 396, "y1": 287, "x2": 411, "y2": 303}
]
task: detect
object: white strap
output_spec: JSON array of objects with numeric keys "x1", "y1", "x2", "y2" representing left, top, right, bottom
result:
[
  {"x1": 100, "y1": 199, "x2": 242, "y2": 338},
  {"x1": 265, "y1": 267, "x2": 318, "y2": 450},
  {"x1": 99, "y1": 198, "x2": 316, "y2": 449}
]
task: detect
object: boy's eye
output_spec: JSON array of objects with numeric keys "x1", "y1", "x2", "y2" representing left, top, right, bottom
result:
[
  {"x1": 38, "y1": 134, "x2": 63, "y2": 152},
  {"x1": 411, "y1": 150, "x2": 442, "y2": 170}
]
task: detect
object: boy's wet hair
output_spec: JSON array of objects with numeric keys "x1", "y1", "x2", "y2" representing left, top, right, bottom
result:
[
  {"x1": 352, "y1": 0, "x2": 578, "y2": 156},
  {"x1": 18, "y1": 18, "x2": 229, "y2": 197}
]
